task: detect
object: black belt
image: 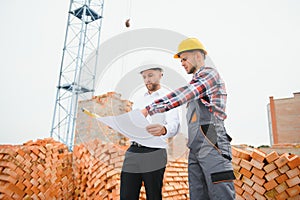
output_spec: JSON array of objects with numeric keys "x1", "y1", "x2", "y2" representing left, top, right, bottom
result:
[{"x1": 129, "y1": 142, "x2": 161, "y2": 153}]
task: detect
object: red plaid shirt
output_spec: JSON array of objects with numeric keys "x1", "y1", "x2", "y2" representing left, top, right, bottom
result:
[{"x1": 145, "y1": 66, "x2": 227, "y2": 120}]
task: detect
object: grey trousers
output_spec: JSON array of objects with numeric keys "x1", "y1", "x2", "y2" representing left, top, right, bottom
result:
[{"x1": 188, "y1": 121, "x2": 235, "y2": 200}]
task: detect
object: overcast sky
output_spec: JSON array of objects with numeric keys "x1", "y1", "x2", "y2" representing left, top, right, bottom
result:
[{"x1": 1, "y1": 0, "x2": 299, "y2": 146}]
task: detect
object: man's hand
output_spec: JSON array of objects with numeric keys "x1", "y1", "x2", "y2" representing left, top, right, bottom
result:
[
  {"x1": 141, "y1": 108, "x2": 148, "y2": 117},
  {"x1": 146, "y1": 124, "x2": 167, "y2": 136}
]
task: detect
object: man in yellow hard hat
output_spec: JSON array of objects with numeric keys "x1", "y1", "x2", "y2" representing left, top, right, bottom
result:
[{"x1": 142, "y1": 38, "x2": 235, "y2": 199}]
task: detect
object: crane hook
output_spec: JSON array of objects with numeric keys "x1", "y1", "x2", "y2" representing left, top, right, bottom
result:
[{"x1": 125, "y1": 19, "x2": 130, "y2": 28}]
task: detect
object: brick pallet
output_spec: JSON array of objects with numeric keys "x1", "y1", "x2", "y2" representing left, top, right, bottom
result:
[{"x1": 232, "y1": 146, "x2": 300, "y2": 200}]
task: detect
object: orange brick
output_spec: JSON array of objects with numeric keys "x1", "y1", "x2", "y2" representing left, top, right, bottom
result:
[
  {"x1": 0, "y1": 174, "x2": 17, "y2": 184},
  {"x1": 251, "y1": 174, "x2": 266, "y2": 186},
  {"x1": 250, "y1": 158, "x2": 265, "y2": 169},
  {"x1": 274, "y1": 153, "x2": 289, "y2": 168},
  {"x1": 232, "y1": 146, "x2": 251, "y2": 161},
  {"x1": 264, "y1": 179, "x2": 278, "y2": 191},
  {"x1": 251, "y1": 167, "x2": 266, "y2": 179},
  {"x1": 232, "y1": 156, "x2": 241, "y2": 165},
  {"x1": 242, "y1": 182, "x2": 254, "y2": 195},
  {"x1": 275, "y1": 182, "x2": 288, "y2": 194},
  {"x1": 240, "y1": 167, "x2": 253, "y2": 179},
  {"x1": 242, "y1": 176, "x2": 254, "y2": 187},
  {"x1": 265, "y1": 169, "x2": 280, "y2": 181},
  {"x1": 286, "y1": 167, "x2": 300, "y2": 178},
  {"x1": 278, "y1": 164, "x2": 290, "y2": 174},
  {"x1": 5, "y1": 182, "x2": 25, "y2": 199},
  {"x1": 264, "y1": 188, "x2": 278, "y2": 199},
  {"x1": 286, "y1": 185, "x2": 300, "y2": 197},
  {"x1": 253, "y1": 191, "x2": 266, "y2": 200},
  {"x1": 234, "y1": 169, "x2": 242, "y2": 180},
  {"x1": 242, "y1": 191, "x2": 255, "y2": 200},
  {"x1": 7, "y1": 162, "x2": 18, "y2": 171},
  {"x1": 15, "y1": 166, "x2": 25, "y2": 177},
  {"x1": 253, "y1": 192, "x2": 266, "y2": 200},
  {"x1": 15, "y1": 180, "x2": 26, "y2": 191},
  {"x1": 0, "y1": 148, "x2": 17, "y2": 157},
  {"x1": 0, "y1": 183, "x2": 14, "y2": 196},
  {"x1": 234, "y1": 184, "x2": 244, "y2": 195},
  {"x1": 275, "y1": 191, "x2": 289, "y2": 200},
  {"x1": 287, "y1": 156, "x2": 300, "y2": 169},
  {"x1": 287, "y1": 195, "x2": 300, "y2": 200},
  {"x1": 275, "y1": 174, "x2": 288, "y2": 184},
  {"x1": 234, "y1": 179, "x2": 244, "y2": 187},
  {"x1": 264, "y1": 163, "x2": 277, "y2": 173},
  {"x1": 30, "y1": 146, "x2": 40, "y2": 156},
  {"x1": 30, "y1": 171, "x2": 39, "y2": 182},
  {"x1": 233, "y1": 163, "x2": 241, "y2": 171},
  {"x1": 253, "y1": 183, "x2": 266, "y2": 195},
  {"x1": 30, "y1": 152, "x2": 38, "y2": 161},
  {"x1": 266, "y1": 151, "x2": 279, "y2": 163},
  {"x1": 31, "y1": 185, "x2": 40, "y2": 195},
  {"x1": 23, "y1": 178, "x2": 32, "y2": 188},
  {"x1": 240, "y1": 159, "x2": 253, "y2": 171},
  {"x1": 251, "y1": 149, "x2": 266, "y2": 162},
  {"x1": 2, "y1": 168, "x2": 18, "y2": 180},
  {"x1": 236, "y1": 194, "x2": 245, "y2": 200},
  {"x1": 286, "y1": 176, "x2": 300, "y2": 187}
]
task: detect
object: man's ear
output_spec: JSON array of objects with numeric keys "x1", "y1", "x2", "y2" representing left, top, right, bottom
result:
[{"x1": 195, "y1": 51, "x2": 202, "y2": 59}]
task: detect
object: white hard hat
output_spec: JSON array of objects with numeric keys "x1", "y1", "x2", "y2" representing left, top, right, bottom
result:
[
  {"x1": 138, "y1": 60, "x2": 164, "y2": 74},
  {"x1": 139, "y1": 65, "x2": 163, "y2": 74}
]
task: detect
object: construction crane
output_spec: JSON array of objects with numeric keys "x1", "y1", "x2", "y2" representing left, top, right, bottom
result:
[{"x1": 50, "y1": 0, "x2": 105, "y2": 151}]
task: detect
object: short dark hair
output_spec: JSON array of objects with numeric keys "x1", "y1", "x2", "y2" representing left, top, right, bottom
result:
[{"x1": 178, "y1": 49, "x2": 206, "y2": 60}]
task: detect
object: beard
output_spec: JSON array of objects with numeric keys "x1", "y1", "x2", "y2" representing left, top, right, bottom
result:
[
  {"x1": 187, "y1": 66, "x2": 197, "y2": 74},
  {"x1": 146, "y1": 83, "x2": 159, "y2": 92}
]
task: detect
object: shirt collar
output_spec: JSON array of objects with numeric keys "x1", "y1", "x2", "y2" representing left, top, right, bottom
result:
[
  {"x1": 144, "y1": 88, "x2": 163, "y2": 97},
  {"x1": 193, "y1": 65, "x2": 205, "y2": 78}
]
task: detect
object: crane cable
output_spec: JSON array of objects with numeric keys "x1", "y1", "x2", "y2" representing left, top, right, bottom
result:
[
  {"x1": 122, "y1": 0, "x2": 133, "y2": 77},
  {"x1": 125, "y1": 0, "x2": 132, "y2": 28}
]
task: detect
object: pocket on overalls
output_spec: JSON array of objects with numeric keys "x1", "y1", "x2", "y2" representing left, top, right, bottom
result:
[
  {"x1": 215, "y1": 125, "x2": 232, "y2": 161},
  {"x1": 201, "y1": 124, "x2": 233, "y2": 161},
  {"x1": 200, "y1": 124, "x2": 217, "y2": 146}
]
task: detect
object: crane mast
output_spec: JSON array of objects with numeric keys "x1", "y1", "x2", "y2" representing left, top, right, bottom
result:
[{"x1": 50, "y1": 0, "x2": 104, "y2": 150}]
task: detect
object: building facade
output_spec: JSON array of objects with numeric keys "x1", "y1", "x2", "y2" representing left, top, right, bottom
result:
[{"x1": 267, "y1": 92, "x2": 300, "y2": 145}]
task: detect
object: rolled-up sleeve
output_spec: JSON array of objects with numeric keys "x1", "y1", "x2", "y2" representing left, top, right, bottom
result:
[
  {"x1": 145, "y1": 67, "x2": 227, "y2": 120},
  {"x1": 160, "y1": 107, "x2": 180, "y2": 139}
]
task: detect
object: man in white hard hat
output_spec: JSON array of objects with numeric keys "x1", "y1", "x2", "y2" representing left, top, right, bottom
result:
[
  {"x1": 120, "y1": 65, "x2": 180, "y2": 200},
  {"x1": 141, "y1": 38, "x2": 235, "y2": 199}
]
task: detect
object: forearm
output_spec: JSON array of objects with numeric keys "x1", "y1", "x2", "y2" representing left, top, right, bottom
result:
[{"x1": 146, "y1": 84, "x2": 201, "y2": 115}]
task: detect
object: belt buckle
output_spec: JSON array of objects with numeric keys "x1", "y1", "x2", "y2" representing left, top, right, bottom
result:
[{"x1": 132, "y1": 141, "x2": 142, "y2": 147}]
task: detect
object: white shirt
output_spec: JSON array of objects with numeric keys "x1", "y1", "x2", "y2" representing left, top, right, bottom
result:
[{"x1": 132, "y1": 88, "x2": 180, "y2": 148}]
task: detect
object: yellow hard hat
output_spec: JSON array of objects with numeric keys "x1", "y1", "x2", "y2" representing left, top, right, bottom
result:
[{"x1": 174, "y1": 38, "x2": 207, "y2": 58}]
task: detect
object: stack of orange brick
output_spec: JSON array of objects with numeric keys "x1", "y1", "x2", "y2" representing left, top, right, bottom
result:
[
  {"x1": 1, "y1": 138, "x2": 300, "y2": 199},
  {"x1": 72, "y1": 139, "x2": 190, "y2": 200},
  {"x1": 73, "y1": 139, "x2": 126, "y2": 200},
  {"x1": 0, "y1": 138, "x2": 73, "y2": 199},
  {"x1": 232, "y1": 146, "x2": 300, "y2": 200},
  {"x1": 159, "y1": 159, "x2": 189, "y2": 200}
]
